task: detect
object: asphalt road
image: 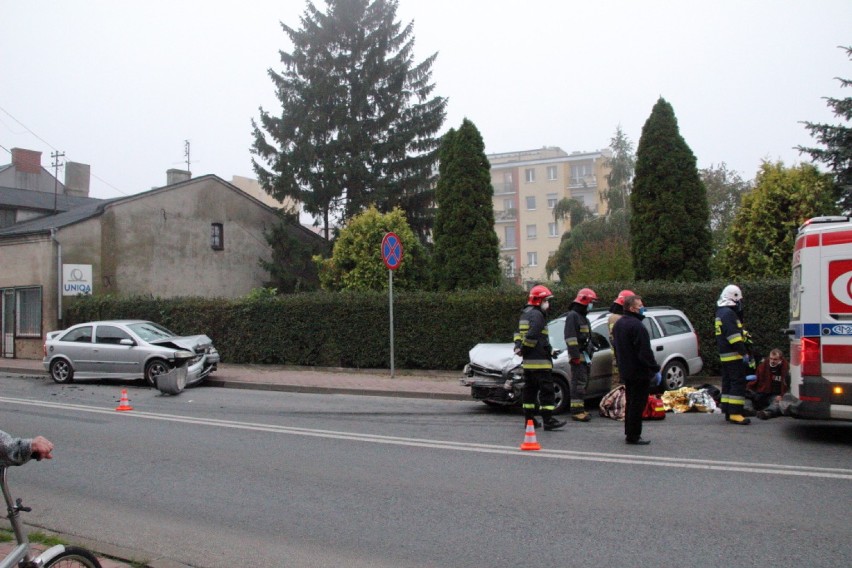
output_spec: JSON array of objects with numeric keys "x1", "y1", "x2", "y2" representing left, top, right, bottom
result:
[{"x1": 1, "y1": 374, "x2": 851, "y2": 568}]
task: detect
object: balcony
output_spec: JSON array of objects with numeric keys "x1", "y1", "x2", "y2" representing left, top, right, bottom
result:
[
  {"x1": 568, "y1": 175, "x2": 597, "y2": 189},
  {"x1": 492, "y1": 183, "x2": 515, "y2": 196},
  {"x1": 494, "y1": 208, "x2": 517, "y2": 222}
]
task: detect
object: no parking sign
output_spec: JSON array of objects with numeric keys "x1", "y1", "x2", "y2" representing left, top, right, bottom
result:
[{"x1": 381, "y1": 233, "x2": 403, "y2": 377}]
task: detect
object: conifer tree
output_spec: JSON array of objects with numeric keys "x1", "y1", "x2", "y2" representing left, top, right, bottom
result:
[
  {"x1": 251, "y1": 0, "x2": 446, "y2": 241},
  {"x1": 631, "y1": 97, "x2": 711, "y2": 281},
  {"x1": 797, "y1": 46, "x2": 852, "y2": 213},
  {"x1": 431, "y1": 119, "x2": 501, "y2": 290}
]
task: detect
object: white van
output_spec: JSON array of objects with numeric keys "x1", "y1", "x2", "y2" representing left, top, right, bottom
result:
[{"x1": 789, "y1": 216, "x2": 852, "y2": 420}]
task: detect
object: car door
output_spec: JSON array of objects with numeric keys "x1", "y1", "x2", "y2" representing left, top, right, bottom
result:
[
  {"x1": 56, "y1": 325, "x2": 95, "y2": 376},
  {"x1": 588, "y1": 319, "x2": 614, "y2": 395},
  {"x1": 92, "y1": 324, "x2": 140, "y2": 378},
  {"x1": 644, "y1": 316, "x2": 666, "y2": 367}
]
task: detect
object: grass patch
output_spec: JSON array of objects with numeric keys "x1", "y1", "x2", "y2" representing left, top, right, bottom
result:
[
  {"x1": 0, "y1": 528, "x2": 12, "y2": 542},
  {"x1": 26, "y1": 531, "x2": 64, "y2": 547}
]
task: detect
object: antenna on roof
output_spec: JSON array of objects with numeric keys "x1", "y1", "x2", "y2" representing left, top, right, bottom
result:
[
  {"x1": 51, "y1": 150, "x2": 65, "y2": 215},
  {"x1": 184, "y1": 140, "x2": 192, "y2": 176}
]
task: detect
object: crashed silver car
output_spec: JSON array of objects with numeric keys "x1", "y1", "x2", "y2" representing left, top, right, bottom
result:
[
  {"x1": 460, "y1": 307, "x2": 703, "y2": 414},
  {"x1": 43, "y1": 320, "x2": 219, "y2": 388}
]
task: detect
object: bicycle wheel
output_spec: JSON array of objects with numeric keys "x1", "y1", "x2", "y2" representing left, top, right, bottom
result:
[{"x1": 43, "y1": 546, "x2": 102, "y2": 568}]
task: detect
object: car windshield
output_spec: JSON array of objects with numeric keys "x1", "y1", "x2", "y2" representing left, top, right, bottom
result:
[{"x1": 128, "y1": 322, "x2": 176, "y2": 342}]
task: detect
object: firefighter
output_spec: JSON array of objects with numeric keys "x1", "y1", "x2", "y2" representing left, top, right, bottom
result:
[
  {"x1": 514, "y1": 285, "x2": 567, "y2": 431},
  {"x1": 715, "y1": 284, "x2": 752, "y2": 425},
  {"x1": 564, "y1": 287, "x2": 599, "y2": 422},
  {"x1": 607, "y1": 289, "x2": 635, "y2": 388}
]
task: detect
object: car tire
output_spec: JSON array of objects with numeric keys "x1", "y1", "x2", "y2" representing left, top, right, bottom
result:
[
  {"x1": 662, "y1": 360, "x2": 687, "y2": 390},
  {"x1": 551, "y1": 375, "x2": 570, "y2": 415},
  {"x1": 49, "y1": 358, "x2": 74, "y2": 384},
  {"x1": 144, "y1": 359, "x2": 170, "y2": 388}
]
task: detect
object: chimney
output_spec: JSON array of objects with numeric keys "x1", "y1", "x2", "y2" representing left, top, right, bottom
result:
[
  {"x1": 166, "y1": 168, "x2": 191, "y2": 185},
  {"x1": 11, "y1": 148, "x2": 42, "y2": 174},
  {"x1": 64, "y1": 161, "x2": 91, "y2": 198}
]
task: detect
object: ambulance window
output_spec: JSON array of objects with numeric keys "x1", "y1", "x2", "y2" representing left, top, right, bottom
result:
[{"x1": 790, "y1": 265, "x2": 802, "y2": 320}]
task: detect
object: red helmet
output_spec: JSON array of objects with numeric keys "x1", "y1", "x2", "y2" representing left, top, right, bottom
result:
[
  {"x1": 615, "y1": 289, "x2": 635, "y2": 306},
  {"x1": 573, "y1": 287, "x2": 598, "y2": 306},
  {"x1": 528, "y1": 285, "x2": 554, "y2": 306}
]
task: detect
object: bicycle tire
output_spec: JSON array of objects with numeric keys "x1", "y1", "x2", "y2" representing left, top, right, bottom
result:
[{"x1": 42, "y1": 546, "x2": 102, "y2": 568}]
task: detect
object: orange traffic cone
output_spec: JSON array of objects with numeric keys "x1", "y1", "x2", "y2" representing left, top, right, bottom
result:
[
  {"x1": 115, "y1": 389, "x2": 133, "y2": 412},
  {"x1": 519, "y1": 419, "x2": 541, "y2": 451}
]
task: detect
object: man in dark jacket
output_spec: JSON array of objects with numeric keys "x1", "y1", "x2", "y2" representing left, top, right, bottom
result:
[{"x1": 612, "y1": 295, "x2": 661, "y2": 445}]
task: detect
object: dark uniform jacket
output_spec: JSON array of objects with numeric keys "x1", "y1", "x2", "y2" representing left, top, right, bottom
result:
[
  {"x1": 514, "y1": 305, "x2": 552, "y2": 370},
  {"x1": 715, "y1": 305, "x2": 747, "y2": 363},
  {"x1": 612, "y1": 311, "x2": 660, "y2": 382},
  {"x1": 564, "y1": 306, "x2": 591, "y2": 361}
]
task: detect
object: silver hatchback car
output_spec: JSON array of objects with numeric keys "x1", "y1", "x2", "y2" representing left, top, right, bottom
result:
[
  {"x1": 460, "y1": 306, "x2": 703, "y2": 414},
  {"x1": 43, "y1": 320, "x2": 219, "y2": 387}
]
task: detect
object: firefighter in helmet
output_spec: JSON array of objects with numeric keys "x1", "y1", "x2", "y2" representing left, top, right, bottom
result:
[
  {"x1": 715, "y1": 284, "x2": 752, "y2": 425},
  {"x1": 514, "y1": 285, "x2": 567, "y2": 431},
  {"x1": 564, "y1": 287, "x2": 599, "y2": 421}
]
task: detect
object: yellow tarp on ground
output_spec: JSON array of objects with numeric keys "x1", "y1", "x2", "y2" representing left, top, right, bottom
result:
[{"x1": 661, "y1": 387, "x2": 717, "y2": 413}]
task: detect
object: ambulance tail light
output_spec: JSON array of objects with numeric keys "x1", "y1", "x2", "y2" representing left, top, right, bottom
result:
[{"x1": 801, "y1": 337, "x2": 821, "y2": 376}]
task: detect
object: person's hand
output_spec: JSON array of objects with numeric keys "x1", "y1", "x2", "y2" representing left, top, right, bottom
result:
[
  {"x1": 570, "y1": 357, "x2": 581, "y2": 365},
  {"x1": 31, "y1": 436, "x2": 53, "y2": 460},
  {"x1": 653, "y1": 372, "x2": 662, "y2": 386},
  {"x1": 552, "y1": 349, "x2": 562, "y2": 358},
  {"x1": 513, "y1": 347, "x2": 521, "y2": 356},
  {"x1": 745, "y1": 374, "x2": 757, "y2": 382}
]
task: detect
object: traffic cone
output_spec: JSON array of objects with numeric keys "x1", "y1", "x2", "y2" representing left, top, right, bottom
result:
[
  {"x1": 115, "y1": 389, "x2": 133, "y2": 411},
  {"x1": 519, "y1": 419, "x2": 541, "y2": 451}
]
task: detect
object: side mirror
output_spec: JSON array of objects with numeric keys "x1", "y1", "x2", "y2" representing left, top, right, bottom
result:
[{"x1": 120, "y1": 338, "x2": 135, "y2": 346}]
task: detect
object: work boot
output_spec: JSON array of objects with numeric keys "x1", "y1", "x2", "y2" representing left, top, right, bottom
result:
[
  {"x1": 728, "y1": 414, "x2": 751, "y2": 425},
  {"x1": 572, "y1": 411, "x2": 591, "y2": 422},
  {"x1": 543, "y1": 417, "x2": 567, "y2": 431}
]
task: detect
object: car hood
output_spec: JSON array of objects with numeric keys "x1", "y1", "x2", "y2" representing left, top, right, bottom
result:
[
  {"x1": 150, "y1": 334, "x2": 213, "y2": 353},
  {"x1": 468, "y1": 343, "x2": 521, "y2": 373}
]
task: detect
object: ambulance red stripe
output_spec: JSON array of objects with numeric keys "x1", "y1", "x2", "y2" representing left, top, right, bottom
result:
[
  {"x1": 822, "y1": 344, "x2": 852, "y2": 364},
  {"x1": 822, "y1": 230, "x2": 852, "y2": 247}
]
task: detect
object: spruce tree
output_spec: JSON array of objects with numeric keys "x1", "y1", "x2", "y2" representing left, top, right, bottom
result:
[
  {"x1": 797, "y1": 46, "x2": 852, "y2": 213},
  {"x1": 631, "y1": 97, "x2": 711, "y2": 281},
  {"x1": 431, "y1": 119, "x2": 501, "y2": 290},
  {"x1": 251, "y1": 0, "x2": 446, "y2": 241}
]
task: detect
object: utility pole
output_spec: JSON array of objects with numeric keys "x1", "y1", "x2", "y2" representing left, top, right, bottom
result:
[{"x1": 50, "y1": 151, "x2": 65, "y2": 215}]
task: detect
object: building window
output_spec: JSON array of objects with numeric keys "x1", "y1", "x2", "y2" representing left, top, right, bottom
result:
[
  {"x1": 547, "y1": 166, "x2": 557, "y2": 181},
  {"x1": 503, "y1": 198, "x2": 513, "y2": 211},
  {"x1": 526, "y1": 224, "x2": 537, "y2": 239},
  {"x1": 525, "y1": 195, "x2": 536, "y2": 210},
  {"x1": 504, "y1": 257, "x2": 516, "y2": 277},
  {"x1": 525, "y1": 168, "x2": 535, "y2": 183},
  {"x1": 504, "y1": 226, "x2": 516, "y2": 248},
  {"x1": 211, "y1": 223, "x2": 224, "y2": 250},
  {"x1": 570, "y1": 162, "x2": 593, "y2": 185},
  {"x1": 527, "y1": 252, "x2": 538, "y2": 266},
  {"x1": 16, "y1": 287, "x2": 41, "y2": 337},
  {"x1": 547, "y1": 193, "x2": 557, "y2": 209},
  {"x1": 548, "y1": 222, "x2": 559, "y2": 237}
]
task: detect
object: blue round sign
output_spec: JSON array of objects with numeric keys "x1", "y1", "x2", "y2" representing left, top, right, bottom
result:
[{"x1": 381, "y1": 232, "x2": 403, "y2": 270}]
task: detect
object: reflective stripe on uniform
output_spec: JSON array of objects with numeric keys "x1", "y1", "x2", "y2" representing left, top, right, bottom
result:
[
  {"x1": 522, "y1": 362, "x2": 553, "y2": 370},
  {"x1": 719, "y1": 351, "x2": 743, "y2": 362}
]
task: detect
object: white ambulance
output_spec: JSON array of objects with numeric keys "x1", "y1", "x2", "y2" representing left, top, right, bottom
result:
[{"x1": 789, "y1": 216, "x2": 852, "y2": 420}]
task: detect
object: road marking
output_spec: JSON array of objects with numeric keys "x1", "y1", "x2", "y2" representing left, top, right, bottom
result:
[{"x1": 3, "y1": 396, "x2": 851, "y2": 480}]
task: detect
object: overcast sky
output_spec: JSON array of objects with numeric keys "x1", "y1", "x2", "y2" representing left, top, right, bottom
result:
[{"x1": 1, "y1": 0, "x2": 850, "y2": 209}]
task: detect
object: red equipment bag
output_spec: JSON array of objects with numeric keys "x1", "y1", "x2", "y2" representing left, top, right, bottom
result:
[{"x1": 642, "y1": 395, "x2": 666, "y2": 420}]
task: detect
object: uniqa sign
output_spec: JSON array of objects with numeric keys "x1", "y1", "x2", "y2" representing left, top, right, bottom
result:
[{"x1": 62, "y1": 264, "x2": 93, "y2": 296}]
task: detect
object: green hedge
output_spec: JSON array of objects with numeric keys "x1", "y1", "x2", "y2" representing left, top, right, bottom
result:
[{"x1": 65, "y1": 279, "x2": 790, "y2": 374}]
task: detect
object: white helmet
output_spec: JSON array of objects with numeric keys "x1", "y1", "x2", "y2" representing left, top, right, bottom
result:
[{"x1": 717, "y1": 284, "x2": 743, "y2": 307}]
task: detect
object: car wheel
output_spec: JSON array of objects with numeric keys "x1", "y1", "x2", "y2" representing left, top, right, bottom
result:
[
  {"x1": 662, "y1": 360, "x2": 687, "y2": 390},
  {"x1": 145, "y1": 359, "x2": 170, "y2": 388},
  {"x1": 551, "y1": 375, "x2": 570, "y2": 415},
  {"x1": 49, "y1": 358, "x2": 74, "y2": 384}
]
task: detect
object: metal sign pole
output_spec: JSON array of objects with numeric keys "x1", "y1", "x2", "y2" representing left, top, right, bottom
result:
[{"x1": 389, "y1": 268, "x2": 395, "y2": 378}]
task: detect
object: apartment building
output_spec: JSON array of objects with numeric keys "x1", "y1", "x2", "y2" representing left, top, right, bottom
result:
[{"x1": 488, "y1": 147, "x2": 611, "y2": 287}]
